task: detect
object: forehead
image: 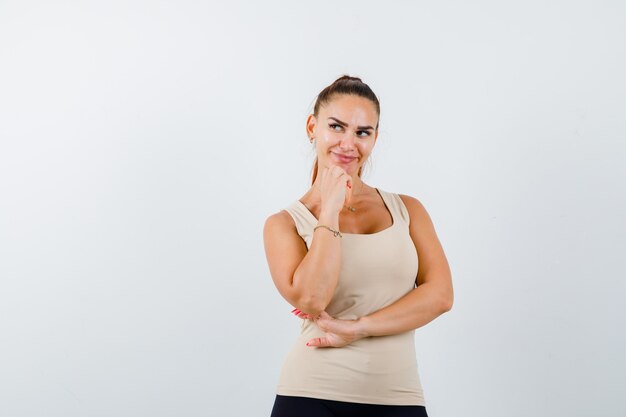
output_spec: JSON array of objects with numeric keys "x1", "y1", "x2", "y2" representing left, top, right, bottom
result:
[{"x1": 319, "y1": 94, "x2": 378, "y2": 125}]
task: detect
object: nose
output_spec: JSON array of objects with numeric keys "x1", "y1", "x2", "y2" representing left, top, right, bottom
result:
[{"x1": 338, "y1": 131, "x2": 356, "y2": 150}]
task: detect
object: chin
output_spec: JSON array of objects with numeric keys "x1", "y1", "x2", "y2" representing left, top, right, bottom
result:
[
  {"x1": 329, "y1": 162, "x2": 357, "y2": 174},
  {"x1": 325, "y1": 157, "x2": 360, "y2": 172},
  {"x1": 342, "y1": 165, "x2": 360, "y2": 176}
]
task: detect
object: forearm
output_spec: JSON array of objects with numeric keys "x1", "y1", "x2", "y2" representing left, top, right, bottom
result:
[
  {"x1": 357, "y1": 282, "x2": 452, "y2": 337},
  {"x1": 292, "y1": 212, "x2": 341, "y2": 314}
]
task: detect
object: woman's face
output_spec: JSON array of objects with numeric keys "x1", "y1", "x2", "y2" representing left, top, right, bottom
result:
[{"x1": 307, "y1": 94, "x2": 379, "y2": 177}]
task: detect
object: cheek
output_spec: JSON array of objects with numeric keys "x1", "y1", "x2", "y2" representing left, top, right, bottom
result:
[
  {"x1": 314, "y1": 136, "x2": 331, "y2": 153},
  {"x1": 357, "y1": 142, "x2": 371, "y2": 154}
]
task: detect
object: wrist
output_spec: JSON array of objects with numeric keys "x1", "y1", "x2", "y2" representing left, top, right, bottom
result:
[
  {"x1": 318, "y1": 211, "x2": 339, "y2": 228},
  {"x1": 355, "y1": 316, "x2": 372, "y2": 338}
]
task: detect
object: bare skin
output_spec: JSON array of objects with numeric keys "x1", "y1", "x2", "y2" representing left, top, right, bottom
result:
[{"x1": 263, "y1": 94, "x2": 453, "y2": 348}]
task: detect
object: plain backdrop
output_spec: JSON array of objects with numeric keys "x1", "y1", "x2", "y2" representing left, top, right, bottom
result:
[{"x1": 1, "y1": 1, "x2": 625, "y2": 416}]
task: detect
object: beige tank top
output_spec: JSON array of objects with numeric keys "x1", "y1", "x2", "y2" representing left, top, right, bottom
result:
[{"x1": 276, "y1": 188, "x2": 425, "y2": 406}]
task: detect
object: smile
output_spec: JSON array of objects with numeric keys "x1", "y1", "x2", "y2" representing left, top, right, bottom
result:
[{"x1": 331, "y1": 152, "x2": 358, "y2": 163}]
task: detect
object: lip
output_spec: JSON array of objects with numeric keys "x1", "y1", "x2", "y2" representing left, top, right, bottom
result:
[{"x1": 331, "y1": 152, "x2": 358, "y2": 163}]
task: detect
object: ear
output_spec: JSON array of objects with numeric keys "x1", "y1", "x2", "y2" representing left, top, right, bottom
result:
[{"x1": 305, "y1": 114, "x2": 317, "y2": 138}]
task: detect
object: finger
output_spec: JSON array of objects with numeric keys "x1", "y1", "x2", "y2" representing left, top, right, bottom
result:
[
  {"x1": 318, "y1": 311, "x2": 333, "y2": 320},
  {"x1": 313, "y1": 311, "x2": 330, "y2": 323},
  {"x1": 314, "y1": 311, "x2": 331, "y2": 324},
  {"x1": 317, "y1": 321, "x2": 329, "y2": 332},
  {"x1": 330, "y1": 166, "x2": 346, "y2": 178},
  {"x1": 320, "y1": 167, "x2": 330, "y2": 181},
  {"x1": 345, "y1": 180, "x2": 353, "y2": 204},
  {"x1": 315, "y1": 318, "x2": 336, "y2": 332},
  {"x1": 306, "y1": 337, "x2": 331, "y2": 348}
]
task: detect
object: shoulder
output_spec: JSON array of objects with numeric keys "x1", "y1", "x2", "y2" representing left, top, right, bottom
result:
[
  {"x1": 398, "y1": 194, "x2": 433, "y2": 227},
  {"x1": 263, "y1": 209, "x2": 308, "y2": 254},
  {"x1": 264, "y1": 209, "x2": 296, "y2": 233},
  {"x1": 398, "y1": 194, "x2": 427, "y2": 213}
]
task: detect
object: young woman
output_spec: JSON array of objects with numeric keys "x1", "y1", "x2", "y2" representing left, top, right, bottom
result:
[{"x1": 264, "y1": 75, "x2": 453, "y2": 417}]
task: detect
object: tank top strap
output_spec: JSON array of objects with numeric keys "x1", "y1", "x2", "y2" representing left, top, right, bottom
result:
[
  {"x1": 377, "y1": 189, "x2": 411, "y2": 227},
  {"x1": 284, "y1": 201, "x2": 317, "y2": 247}
]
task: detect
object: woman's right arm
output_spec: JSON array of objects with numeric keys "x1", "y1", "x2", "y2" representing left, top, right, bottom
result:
[
  {"x1": 263, "y1": 209, "x2": 341, "y2": 317},
  {"x1": 264, "y1": 166, "x2": 351, "y2": 316}
]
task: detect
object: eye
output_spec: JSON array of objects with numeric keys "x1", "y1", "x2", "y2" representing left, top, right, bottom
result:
[
  {"x1": 356, "y1": 130, "x2": 370, "y2": 137},
  {"x1": 329, "y1": 123, "x2": 342, "y2": 131}
]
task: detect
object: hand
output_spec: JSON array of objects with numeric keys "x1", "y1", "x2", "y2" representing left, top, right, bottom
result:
[
  {"x1": 291, "y1": 309, "x2": 367, "y2": 348},
  {"x1": 318, "y1": 166, "x2": 353, "y2": 216}
]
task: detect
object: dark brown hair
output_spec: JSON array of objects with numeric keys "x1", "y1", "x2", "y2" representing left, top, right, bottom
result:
[{"x1": 310, "y1": 75, "x2": 380, "y2": 184}]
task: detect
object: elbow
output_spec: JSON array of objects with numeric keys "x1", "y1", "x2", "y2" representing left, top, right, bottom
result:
[
  {"x1": 440, "y1": 292, "x2": 454, "y2": 313},
  {"x1": 441, "y1": 298, "x2": 453, "y2": 313},
  {"x1": 291, "y1": 273, "x2": 332, "y2": 316},
  {"x1": 439, "y1": 276, "x2": 454, "y2": 313},
  {"x1": 297, "y1": 294, "x2": 329, "y2": 317}
]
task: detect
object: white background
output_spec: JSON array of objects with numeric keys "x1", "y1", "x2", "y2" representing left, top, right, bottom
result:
[{"x1": 1, "y1": 1, "x2": 625, "y2": 416}]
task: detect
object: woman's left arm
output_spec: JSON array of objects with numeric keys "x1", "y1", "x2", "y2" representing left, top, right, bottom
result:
[
  {"x1": 302, "y1": 194, "x2": 453, "y2": 347},
  {"x1": 357, "y1": 194, "x2": 453, "y2": 336}
]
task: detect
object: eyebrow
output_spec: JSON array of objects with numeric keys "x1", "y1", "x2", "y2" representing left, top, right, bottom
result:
[{"x1": 327, "y1": 117, "x2": 374, "y2": 131}]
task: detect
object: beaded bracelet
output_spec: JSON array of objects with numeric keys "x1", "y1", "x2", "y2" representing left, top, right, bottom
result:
[{"x1": 313, "y1": 225, "x2": 343, "y2": 238}]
